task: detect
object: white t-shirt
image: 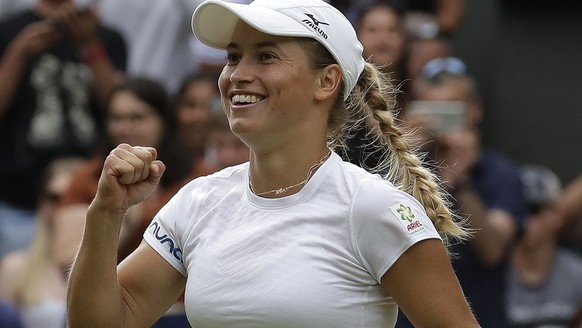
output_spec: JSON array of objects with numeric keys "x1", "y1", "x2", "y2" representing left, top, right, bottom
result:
[{"x1": 144, "y1": 151, "x2": 441, "y2": 327}]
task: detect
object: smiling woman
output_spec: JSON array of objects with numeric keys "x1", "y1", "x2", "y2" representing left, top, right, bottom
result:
[{"x1": 66, "y1": 1, "x2": 479, "y2": 328}]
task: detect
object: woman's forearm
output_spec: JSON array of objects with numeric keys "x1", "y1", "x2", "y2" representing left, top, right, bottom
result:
[
  {"x1": 0, "y1": 46, "x2": 28, "y2": 119},
  {"x1": 66, "y1": 202, "x2": 128, "y2": 327}
]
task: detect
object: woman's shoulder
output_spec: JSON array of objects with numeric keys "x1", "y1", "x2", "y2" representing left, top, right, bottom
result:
[
  {"x1": 333, "y1": 158, "x2": 424, "y2": 211},
  {"x1": 178, "y1": 163, "x2": 248, "y2": 196},
  {"x1": 336, "y1": 158, "x2": 398, "y2": 190}
]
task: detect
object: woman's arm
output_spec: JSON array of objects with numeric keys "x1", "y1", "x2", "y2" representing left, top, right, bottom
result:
[
  {"x1": 66, "y1": 144, "x2": 185, "y2": 327},
  {"x1": 382, "y1": 239, "x2": 479, "y2": 328},
  {"x1": 0, "y1": 20, "x2": 60, "y2": 118}
]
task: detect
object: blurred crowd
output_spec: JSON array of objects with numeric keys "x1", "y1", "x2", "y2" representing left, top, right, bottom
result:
[{"x1": 0, "y1": 0, "x2": 581, "y2": 327}]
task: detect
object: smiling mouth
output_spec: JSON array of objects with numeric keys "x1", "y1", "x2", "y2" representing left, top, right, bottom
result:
[{"x1": 231, "y1": 94, "x2": 264, "y2": 105}]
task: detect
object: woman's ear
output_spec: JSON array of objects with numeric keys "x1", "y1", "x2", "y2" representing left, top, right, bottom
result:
[{"x1": 314, "y1": 64, "x2": 342, "y2": 101}]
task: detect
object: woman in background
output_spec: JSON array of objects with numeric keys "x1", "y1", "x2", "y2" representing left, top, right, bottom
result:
[{"x1": 0, "y1": 157, "x2": 83, "y2": 328}]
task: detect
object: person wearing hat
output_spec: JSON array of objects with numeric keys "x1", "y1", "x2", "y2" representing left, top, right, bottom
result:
[
  {"x1": 506, "y1": 165, "x2": 582, "y2": 327},
  {"x1": 66, "y1": 1, "x2": 478, "y2": 327}
]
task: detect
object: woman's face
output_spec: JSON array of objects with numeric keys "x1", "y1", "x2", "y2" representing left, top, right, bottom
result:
[
  {"x1": 107, "y1": 90, "x2": 165, "y2": 148},
  {"x1": 38, "y1": 169, "x2": 73, "y2": 222},
  {"x1": 176, "y1": 80, "x2": 214, "y2": 154},
  {"x1": 357, "y1": 7, "x2": 405, "y2": 69},
  {"x1": 218, "y1": 23, "x2": 321, "y2": 149}
]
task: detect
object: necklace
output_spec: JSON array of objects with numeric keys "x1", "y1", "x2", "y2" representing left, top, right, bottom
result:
[{"x1": 249, "y1": 151, "x2": 331, "y2": 196}]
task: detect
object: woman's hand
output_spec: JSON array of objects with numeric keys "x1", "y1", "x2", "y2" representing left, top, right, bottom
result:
[
  {"x1": 93, "y1": 144, "x2": 166, "y2": 212},
  {"x1": 9, "y1": 20, "x2": 61, "y2": 59},
  {"x1": 50, "y1": 3, "x2": 100, "y2": 48},
  {"x1": 435, "y1": 128, "x2": 480, "y2": 189}
]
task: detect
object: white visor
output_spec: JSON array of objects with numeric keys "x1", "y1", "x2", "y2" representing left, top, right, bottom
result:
[{"x1": 192, "y1": 0, "x2": 365, "y2": 99}]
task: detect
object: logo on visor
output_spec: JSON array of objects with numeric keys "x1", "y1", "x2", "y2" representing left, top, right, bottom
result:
[{"x1": 302, "y1": 13, "x2": 329, "y2": 39}]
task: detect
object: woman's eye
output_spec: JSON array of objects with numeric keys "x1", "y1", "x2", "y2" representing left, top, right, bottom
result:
[
  {"x1": 226, "y1": 53, "x2": 240, "y2": 64},
  {"x1": 260, "y1": 52, "x2": 277, "y2": 61}
]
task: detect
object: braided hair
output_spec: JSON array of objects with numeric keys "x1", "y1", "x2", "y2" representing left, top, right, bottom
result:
[{"x1": 298, "y1": 38, "x2": 469, "y2": 248}]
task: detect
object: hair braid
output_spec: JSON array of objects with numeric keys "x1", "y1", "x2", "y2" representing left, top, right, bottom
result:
[
  {"x1": 297, "y1": 38, "x2": 469, "y2": 247},
  {"x1": 350, "y1": 63, "x2": 469, "y2": 246}
]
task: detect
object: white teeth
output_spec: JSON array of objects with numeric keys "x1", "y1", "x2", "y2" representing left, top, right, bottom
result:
[{"x1": 232, "y1": 94, "x2": 261, "y2": 104}]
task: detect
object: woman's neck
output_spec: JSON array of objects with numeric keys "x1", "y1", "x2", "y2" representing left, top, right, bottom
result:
[{"x1": 248, "y1": 145, "x2": 331, "y2": 198}]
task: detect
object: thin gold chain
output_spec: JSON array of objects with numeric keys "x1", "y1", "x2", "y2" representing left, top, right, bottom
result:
[{"x1": 249, "y1": 151, "x2": 331, "y2": 196}]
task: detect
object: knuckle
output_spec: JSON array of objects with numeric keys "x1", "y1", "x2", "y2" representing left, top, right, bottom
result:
[{"x1": 135, "y1": 160, "x2": 145, "y2": 171}]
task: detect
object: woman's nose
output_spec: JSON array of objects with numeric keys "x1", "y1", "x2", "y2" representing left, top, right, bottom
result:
[{"x1": 229, "y1": 57, "x2": 255, "y2": 84}]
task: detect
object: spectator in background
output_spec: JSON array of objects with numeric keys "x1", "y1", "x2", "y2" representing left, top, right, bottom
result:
[
  {"x1": 174, "y1": 72, "x2": 219, "y2": 167},
  {"x1": 355, "y1": 1, "x2": 407, "y2": 83},
  {"x1": 398, "y1": 57, "x2": 527, "y2": 327},
  {"x1": 405, "y1": 33, "x2": 452, "y2": 84},
  {"x1": 558, "y1": 174, "x2": 582, "y2": 253},
  {"x1": 174, "y1": 70, "x2": 248, "y2": 171},
  {"x1": 404, "y1": 0, "x2": 465, "y2": 37},
  {"x1": 328, "y1": 0, "x2": 465, "y2": 38},
  {"x1": 345, "y1": 1, "x2": 408, "y2": 170},
  {"x1": 506, "y1": 165, "x2": 582, "y2": 327},
  {"x1": 0, "y1": 157, "x2": 83, "y2": 328},
  {"x1": 326, "y1": 0, "x2": 396, "y2": 24},
  {"x1": 205, "y1": 98, "x2": 249, "y2": 169},
  {"x1": 0, "y1": 0, "x2": 126, "y2": 258},
  {"x1": 97, "y1": 0, "x2": 202, "y2": 93}
]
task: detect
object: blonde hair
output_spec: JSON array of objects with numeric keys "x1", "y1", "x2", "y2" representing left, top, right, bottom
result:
[
  {"x1": 299, "y1": 39, "x2": 469, "y2": 248},
  {"x1": 14, "y1": 157, "x2": 84, "y2": 306}
]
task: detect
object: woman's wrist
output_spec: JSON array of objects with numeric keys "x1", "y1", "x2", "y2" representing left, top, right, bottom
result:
[{"x1": 86, "y1": 200, "x2": 127, "y2": 228}]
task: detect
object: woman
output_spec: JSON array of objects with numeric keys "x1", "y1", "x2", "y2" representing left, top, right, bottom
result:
[
  {"x1": 356, "y1": 2, "x2": 407, "y2": 81},
  {"x1": 67, "y1": 0, "x2": 478, "y2": 327},
  {"x1": 0, "y1": 157, "x2": 83, "y2": 328},
  {"x1": 173, "y1": 72, "x2": 220, "y2": 164}
]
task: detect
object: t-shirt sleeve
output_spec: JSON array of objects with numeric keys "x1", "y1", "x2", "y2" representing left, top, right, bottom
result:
[
  {"x1": 143, "y1": 186, "x2": 190, "y2": 277},
  {"x1": 350, "y1": 179, "x2": 442, "y2": 283}
]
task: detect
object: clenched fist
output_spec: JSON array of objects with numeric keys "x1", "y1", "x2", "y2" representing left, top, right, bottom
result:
[{"x1": 94, "y1": 144, "x2": 166, "y2": 211}]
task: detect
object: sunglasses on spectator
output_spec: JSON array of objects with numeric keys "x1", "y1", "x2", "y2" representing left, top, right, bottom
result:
[{"x1": 421, "y1": 57, "x2": 467, "y2": 80}]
